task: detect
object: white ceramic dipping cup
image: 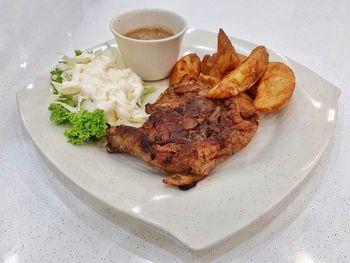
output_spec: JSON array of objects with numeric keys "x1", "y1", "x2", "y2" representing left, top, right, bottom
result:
[{"x1": 110, "y1": 9, "x2": 187, "y2": 81}]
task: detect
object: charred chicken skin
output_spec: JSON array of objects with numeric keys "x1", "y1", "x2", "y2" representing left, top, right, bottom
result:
[{"x1": 106, "y1": 77, "x2": 259, "y2": 189}]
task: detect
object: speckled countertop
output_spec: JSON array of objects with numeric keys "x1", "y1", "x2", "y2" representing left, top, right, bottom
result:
[{"x1": 1, "y1": 0, "x2": 349, "y2": 262}]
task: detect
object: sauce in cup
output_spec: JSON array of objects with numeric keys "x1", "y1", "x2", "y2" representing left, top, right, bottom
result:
[
  {"x1": 124, "y1": 26, "x2": 174, "y2": 40},
  {"x1": 110, "y1": 9, "x2": 187, "y2": 80}
]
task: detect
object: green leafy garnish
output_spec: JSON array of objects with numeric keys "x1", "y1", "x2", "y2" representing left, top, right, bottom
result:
[
  {"x1": 74, "y1": 49, "x2": 82, "y2": 56},
  {"x1": 50, "y1": 83, "x2": 58, "y2": 94},
  {"x1": 57, "y1": 95, "x2": 76, "y2": 107},
  {"x1": 48, "y1": 104, "x2": 72, "y2": 125},
  {"x1": 49, "y1": 105, "x2": 107, "y2": 145},
  {"x1": 64, "y1": 109, "x2": 107, "y2": 145},
  {"x1": 50, "y1": 68, "x2": 63, "y2": 83}
]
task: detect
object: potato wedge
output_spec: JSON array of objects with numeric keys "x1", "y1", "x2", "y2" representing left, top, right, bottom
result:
[
  {"x1": 169, "y1": 53, "x2": 201, "y2": 87},
  {"x1": 201, "y1": 54, "x2": 222, "y2": 79},
  {"x1": 198, "y1": 73, "x2": 221, "y2": 87},
  {"x1": 246, "y1": 85, "x2": 257, "y2": 99},
  {"x1": 206, "y1": 46, "x2": 269, "y2": 99},
  {"x1": 254, "y1": 62, "x2": 295, "y2": 112},
  {"x1": 215, "y1": 28, "x2": 241, "y2": 75},
  {"x1": 238, "y1": 53, "x2": 247, "y2": 63}
]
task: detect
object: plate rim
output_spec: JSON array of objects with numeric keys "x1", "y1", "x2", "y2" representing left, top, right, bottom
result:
[{"x1": 16, "y1": 28, "x2": 341, "y2": 251}]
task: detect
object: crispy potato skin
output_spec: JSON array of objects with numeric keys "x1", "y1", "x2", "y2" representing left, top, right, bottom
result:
[
  {"x1": 238, "y1": 53, "x2": 247, "y2": 63},
  {"x1": 169, "y1": 53, "x2": 201, "y2": 87},
  {"x1": 201, "y1": 54, "x2": 222, "y2": 79},
  {"x1": 198, "y1": 73, "x2": 221, "y2": 87},
  {"x1": 200, "y1": 29, "x2": 241, "y2": 80},
  {"x1": 206, "y1": 46, "x2": 269, "y2": 99},
  {"x1": 254, "y1": 62, "x2": 295, "y2": 112},
  {"x1": 246, "y1": 83, "x2": 258, "y2": 99},
  {"x1": 215, "y1": 28, "x2": 241, "y2": 75}
]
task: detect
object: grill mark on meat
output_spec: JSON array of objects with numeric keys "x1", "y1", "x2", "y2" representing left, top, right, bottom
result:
[
  {"x1": 140, "y1": 133, "x2": 153, "y2": 155},
  {"x1": 163, "y1": 155, "x2": 173, "y2": 164}
]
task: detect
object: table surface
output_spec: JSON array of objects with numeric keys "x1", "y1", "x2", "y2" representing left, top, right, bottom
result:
[{"x1": 1, "y1": 0, "x2": 349, "y2": 262}]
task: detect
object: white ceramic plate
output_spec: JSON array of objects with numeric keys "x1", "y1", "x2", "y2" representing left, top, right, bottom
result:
[{"x1": 17, "y1": 28, "x2": 340, "y2": 252}]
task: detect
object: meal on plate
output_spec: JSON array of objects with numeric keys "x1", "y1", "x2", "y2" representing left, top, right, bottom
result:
[{"x1": 48, "y1": 29, "x2": 295, "y2": 189}]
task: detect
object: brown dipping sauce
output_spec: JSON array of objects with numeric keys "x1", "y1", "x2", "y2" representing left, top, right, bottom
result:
[{"x1": 124, "y1": 26, "x2": 174, "y2": 40}]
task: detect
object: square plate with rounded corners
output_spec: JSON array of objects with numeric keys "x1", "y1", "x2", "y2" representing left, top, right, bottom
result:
[{"x1": 17, "y1": 28, "x2": 340, "y2": 251}]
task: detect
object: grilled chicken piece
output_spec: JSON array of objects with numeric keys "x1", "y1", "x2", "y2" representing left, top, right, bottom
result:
[{"x1": 106, "y1": 77, "x2": 259, "y2": 189}]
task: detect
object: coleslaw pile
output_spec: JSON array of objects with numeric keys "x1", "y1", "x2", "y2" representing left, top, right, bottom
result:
[{"x1": 49, "y1": 47, "x2": 155, "y2": 144}]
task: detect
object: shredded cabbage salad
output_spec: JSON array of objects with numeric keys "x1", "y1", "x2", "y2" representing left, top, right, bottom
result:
[{"x1": 48, "y1": 47, "x2": 155, "y2": 144}]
